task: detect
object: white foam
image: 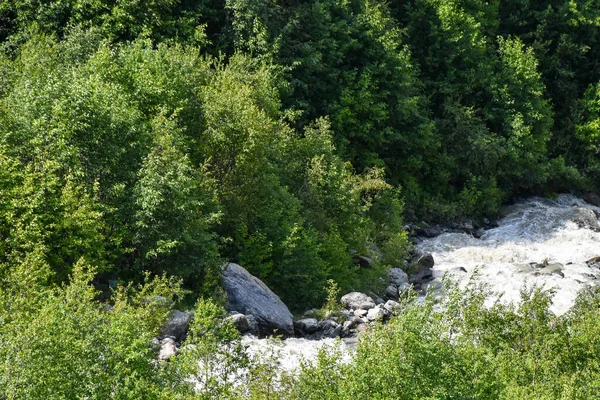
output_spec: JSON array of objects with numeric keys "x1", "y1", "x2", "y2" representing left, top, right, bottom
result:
[{"x1": 417, "y1": 194, "x2": 600, "y2": 315}]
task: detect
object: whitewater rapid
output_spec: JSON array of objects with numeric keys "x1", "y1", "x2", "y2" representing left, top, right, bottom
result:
[
  {"x1": 241, "y1": 194, "x2": 600, "y2": 370},
  {"x1": 417, "y1": 194, "x2": 600, "y2": 315}
]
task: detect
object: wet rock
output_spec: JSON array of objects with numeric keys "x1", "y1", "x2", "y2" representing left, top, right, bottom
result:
[
  {"x1": 571, "y1": 208, "x2": 600, "y2": 231},
  {"x1": 221, "y1": 263, "x2": 294, "y2": 336},
  {"x1": 316, "y1": 320, "x2": 342, "y2": 339},
  {"x1": 388, "y1": 268, "x2": 409, "y2": 286},
  {"x1": 410, "y1": 268, "x2": 434, "y2": 284},
  {"x1": 158, "y1": 337, "x2": 178, "y2": 361},
  {"x1": 294, "y1": 318, "x2": 319, "y2": 335},
  {"x1": 583, "y1": 192, "x2": 600, "y2": 207},
  {"x1": 160, "y1": 310, "x2": 193, "y2": 342},
  {"x1": 417, "y1": 253, "x2": 435, "y2": 269},
  {"x1": 450, "y1": 266, "x2": 468, "y2": 274},
  {"x1": 226, "y1": 313, "x2": 251, "y2": 333},
  {"x1": 341, "y1": 292, "x2": 376, "y2": 310},
  {"x1": 586, "y1": 256, "x2": 600, "y2": 268}
]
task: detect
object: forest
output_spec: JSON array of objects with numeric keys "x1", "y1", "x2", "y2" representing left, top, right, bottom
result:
[{"x1": 1, "y1": 0, "x2": 600, "y2": 398}]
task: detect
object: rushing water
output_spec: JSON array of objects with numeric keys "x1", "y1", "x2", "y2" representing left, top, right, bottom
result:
[
  {"x1": 417, "y1": 194, "x2": 600, "y2": 315},
  {"x1": 241, "y1": 194, "x2": 600, "y2": 371}
]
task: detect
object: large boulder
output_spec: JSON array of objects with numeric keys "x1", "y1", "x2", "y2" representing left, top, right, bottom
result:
[
  {"x1": 571, "y1": 208, "x2": 600, "y2": 231},
  {"x1": 341, "y1": 292, "x2": 376, "y2": 311},
  {"x1": 388, "y1": 268, "x2": 409, "y2": 286},
  {"x1": 221, "y1": 263, "x2": 294, "y2": 336},
  {"x1": 417, "y1": 253, "x2": 435, "y2": 269},
  {"x1": 160, "y1": 310, "x2": 193, "y2": 341}
]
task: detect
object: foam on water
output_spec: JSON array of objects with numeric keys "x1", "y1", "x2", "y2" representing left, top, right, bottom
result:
[
  {"x1": 417, "y1": 194, "x2": 600, "y2": 315},
  {"x1": 237, "y1": 195, "x2": 600, "y2": 377}
]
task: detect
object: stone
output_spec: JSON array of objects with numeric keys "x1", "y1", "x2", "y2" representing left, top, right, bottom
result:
[
  {"x1": 341, "y1": 320, "x2": 357, "y2": 337},
  {"x1": 294, "y1": 318, "x2": 319, "y2": 334},
  {"x1": 312, "y1": 320, "x2": 341, "y2": 339},
  {"x1": 226, "y1": 313, "x2": 251, "y2": 333},
  {"x1": 583, "y1": 192, "x2": 600, "y2": 207},
  {"x1": 366, "y1": 305, "x2": 385, "y2": 321},
  {"x1": 410, "y1": 268, "x2": 434, "y2": 284},
  {"x1": 245, "y1": 315, "x2": 259, "y2": 335},
  {"x1": 158, "y1": 338, "x2": 178, "y2": 361},
  {"x1": 417, "y1": 253, "x2": 435, "y2": 269},
  {"x1": 383, "y1": 300, "x2": 401, "y2": 314},
  {"x1": 388, "y1": 268, "x2": 409, "y2": 286},
  {"x1": 160, "y1": 310, "x2": 193, "y2": 342},
  {"x1": 571, "y1": 207, "x2": 600, "y2": 232},
  {"x1": 221, "y1": 263, "x2": 294, "y2": 336},
  {"x1": 586, "y1": 256, "x2": 600, "y2": 268},
  {"x1": 422, "y1": 279, "x2": 443, "y2": 293},
  {"x1": 385, "y1": 284, "x2": 398, "y2": 299},
  {"x1": 341, "y1": 292, "x2": 376, "y2": 311},
  {"x1": 397, "y1": 282, "x2": 411, "y2": 296},
  {"x1": 354, "y1": 309, "x2": 368, "y2": 317}
]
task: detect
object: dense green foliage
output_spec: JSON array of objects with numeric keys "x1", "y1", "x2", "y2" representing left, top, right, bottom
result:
[
  {"x1": 2, "y1": 0, "x2": 600, "y2": 397},
  {"x1": 271, "y1": 283, "x2": 600, "y2": 399}
]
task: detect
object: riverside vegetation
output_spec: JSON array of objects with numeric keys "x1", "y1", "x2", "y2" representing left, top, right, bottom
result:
[{"x1": 2, "y1": 0, "x2": 600, "y2": 398}]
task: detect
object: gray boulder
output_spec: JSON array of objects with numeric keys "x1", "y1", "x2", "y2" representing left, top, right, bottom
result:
[
  {"x1": 418, "y1": 253, "x2": 435, "y2": 269},
  {"x1": 158, "y1": 337, "x2": 178, "y2": 361},
  {"x1": 366, "y1": 305, "x2": 386, "y2": 321},
  {"x1": 410, "y1": 268, "x2": 434, "y2": 284},
  {"x1": 221, "y1": 263, "x2": 294, "y2": 336},
  {"x1": 571, "y1": 208, "x2": 600, "y2": 231},
  {"x1": 388, "y1": 268, "x2": 409, "y2": 286},
  {"x1": 341, "y1": 292, "x2": 376, "y2": 311},
  {"x1": 160, "y1": 310, "x2": 193, "y2": 341},
  {"x1": 383, "y1": 300, "x2": 401, "y2": 314},
  {"x1": 385, "y1": 284, "x2": 398, "y2": 299},
  {"x1": 316, "y1": 320, "x2": 342, "y2": 339},
  {"x1": 225, "y1": 313, "x2": 251, "y2": 333},
  {"x1": 294, "y1": 318, "x2": 319, "y2": 334}
]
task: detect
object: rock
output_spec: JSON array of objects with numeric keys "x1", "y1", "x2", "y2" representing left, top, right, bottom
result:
[
  {"x1": 366, "y1": 305, "x2": 385, "y2": 321},
  {"x1": 158, "y1": 338, "x2": 178, "y2": 361},
  {"x1": 294, "y1": 318, "x2": 319, "y2": 334},
  {"x1": 583, "y1": 192, "x2": 600, "y2": 207},
  {"x1": 385, "y1": 284, "x2": 398, "y2": 299},
  {"x1": 383, "y1": 300, "x2": 401, "y2": 315},
  {"x1": 397, "y1": 282, "x2": 412, "y2": 296},
  {"x1": 417, "y1": 253, "x2": 435, "y2": 269},
  {"x1": 586, "y1": 256, "x2": 600, "y2": 268},
  {"x1": 422, "y1": 279, "x2": 443, "y2": 293},
  {"x1": 410, "y1": 268, "x2": 434, "y2": 284},
  {"x1": 341, "y1": 320, "x2": 358, "y2": 337},
  {"x1": 316, "y1": 320, "x2": 342, "y2": 339},
  {"x1": 388, "y1": 268, "x2": 409, "y2": 286},
  {"x1": 357, "y1": 255, "x2": 375, "y2": 268},
  {"x1": 245, "y1": 315, "x2": 259, "y2": 335},
  {"x1": 354, "y1": 309, "x2": 368, "y2": 317},
  {"x1": 226, "y1": 313, "x2": 250, "y2": 333},
  {"x1": 160, "y1": 310, "x2": 193, "y2": 341},
  {"x1": 571, "y1": 208, "x2": 600, "y2": 231},
  {"x1": 221, "y1": 263, "x2": 294, "y2": 336},
  {"x1": 341, "y1": 292, "x2": 376, "y2": 311},
  {"x1": 450, "y1": 266, "x2": 468, "y2": 274}
]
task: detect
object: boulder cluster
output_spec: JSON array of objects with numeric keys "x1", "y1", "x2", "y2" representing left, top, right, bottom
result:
[{"x1": 155, "y1": 258, "x2": 444, "y2": 359}]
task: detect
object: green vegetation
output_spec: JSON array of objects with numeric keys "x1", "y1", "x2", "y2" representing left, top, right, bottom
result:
[{"x1": 1, "y1": 0, "x2": 600, "y2": 398}]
